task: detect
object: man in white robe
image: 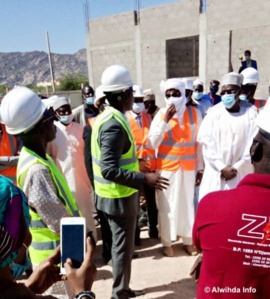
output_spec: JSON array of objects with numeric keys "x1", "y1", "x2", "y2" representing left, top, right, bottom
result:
[
  {"x1": 197, "y1": 72, "x2": 258, "y2": 201},
  {"x1": 47, "y1": 96, "x2": 97, "y2": 240},
  {"x1": 149, "y1": 79, "x2": 203, "y2": 257}
]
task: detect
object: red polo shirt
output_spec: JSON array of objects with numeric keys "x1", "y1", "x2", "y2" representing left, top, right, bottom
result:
[{"x1": 193, "y1": 174, "x2": 270, "y2": 299}]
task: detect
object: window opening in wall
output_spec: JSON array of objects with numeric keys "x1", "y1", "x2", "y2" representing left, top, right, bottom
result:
[{"x1": 166, "y1": 35, "x2": 199, "y2": 78}]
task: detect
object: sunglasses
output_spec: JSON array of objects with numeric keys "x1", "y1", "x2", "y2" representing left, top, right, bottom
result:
[{"x1": 165, "y1": 91, "x2": 181, "y2": 98}]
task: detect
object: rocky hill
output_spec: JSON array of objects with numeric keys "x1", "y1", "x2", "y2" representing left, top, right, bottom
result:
[{"x1": 0, "y1": 49, "x2": 88, "y2": 87}]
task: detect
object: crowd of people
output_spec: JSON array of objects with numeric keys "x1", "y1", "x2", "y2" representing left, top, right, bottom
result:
[{"x1": 0, "y1": 51, "x2": 270, "y2": 299}]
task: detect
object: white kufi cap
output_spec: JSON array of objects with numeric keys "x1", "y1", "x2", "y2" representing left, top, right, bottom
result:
[
  {"x1": 182, "y1": 78, "x2": 194, "y2": 90},
  {"x1": 222, "y1": 72, "x2": 243, "y2": 87}
]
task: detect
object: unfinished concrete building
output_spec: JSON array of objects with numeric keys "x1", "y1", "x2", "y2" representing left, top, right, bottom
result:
[{"x1": 86, "y1": 0, "x2": 270, "y2": 105}]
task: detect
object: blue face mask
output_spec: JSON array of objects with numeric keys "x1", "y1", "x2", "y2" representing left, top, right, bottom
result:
[
  {"x1": 9, "y1": 245, "x2": 31, "y2": 279},
  {"x1": 59, "y1": 114, "x2": 74, "y2": 125},
  {"x1": 239, "y1": 94, "x2": 248, "y2": 101},
  {"x1": 86, "y1": 97, "x2": 95, "y2": 105},
  {"x1": 221, "y1": 94, "x2": 236, "y2": 109},
  {"x1": 192, "y1": 92, "x2": 203, "y2": 101}
]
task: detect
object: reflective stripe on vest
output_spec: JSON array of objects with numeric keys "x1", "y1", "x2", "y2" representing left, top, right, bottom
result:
[
  {"x1": 126, "y1": 111, "x2": 156, "y2": 171},
  {"x1": 0, "y1": 124, "x2": 17, "y2": 180},
  {"x1": 156, "y1": 106, "x2": 198, "y2": 171},
  {"x1": 31, "y1": 240, "x2": 60, "y2": 250},
  {"x1": 91, "y1": 108, "x2": 139, "y2": 198},
  {"x1": 17, "y1": 146, "x2": 81, "y2": 265}
]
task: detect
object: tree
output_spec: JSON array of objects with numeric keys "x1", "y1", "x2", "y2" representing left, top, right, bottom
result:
[
  {"x1": 0, "y1": 85, "x2": 7, "y2": 95},
  {"x1": 25, "y1": 84, "x2": 46, "y2": 93},
  {"x1": 58, "y1": 72, "x2": 89, "y2": 91}
]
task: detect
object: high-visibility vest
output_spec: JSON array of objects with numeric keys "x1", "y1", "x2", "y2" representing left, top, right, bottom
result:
[
  {"x1": 17, "y1": 146, "x2": 80, "y2": 266},
  {"x1": 88, "y1": 116, "x2": 97, "y2": 127},
  {"x1": 254, "y1": 99, "x2": 267, "y2": 109},
  {"x1": 0, "y1": 125, "x2": 17, "y2": 181},
  {"x1": 126, "y1": 111, "x2": 156, "y2": 171},
  {"x1": 91, "y1": 108, "x2": 139, "y2": 199},
  {"x1": 156, "y1": 106, "x2": 199, "y2": 171}
]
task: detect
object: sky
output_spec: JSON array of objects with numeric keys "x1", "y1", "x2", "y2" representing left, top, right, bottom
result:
[{"x1": 1, "y1": 0, "x2": 175, "y2": 54}]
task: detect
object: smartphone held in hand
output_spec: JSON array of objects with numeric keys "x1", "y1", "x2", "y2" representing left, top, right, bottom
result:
[{"x1": 60, "y1": 217, "x2": 86, "y2": 275}]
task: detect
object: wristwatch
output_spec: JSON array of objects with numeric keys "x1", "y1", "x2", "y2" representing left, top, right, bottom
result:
[{"x1": 75, "y1": 291, "x2": 96, "y2": 299}]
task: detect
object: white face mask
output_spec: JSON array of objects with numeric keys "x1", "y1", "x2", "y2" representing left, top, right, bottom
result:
[
  {"x1": 59, "y1": 113, "x2": 74, "y2": 125},
  {"x1": 164, "y1": 96, "x2": 185, "y2": 112},
  {"x1": 132, "y1": 102, "x2": 145, "y2": 114}
]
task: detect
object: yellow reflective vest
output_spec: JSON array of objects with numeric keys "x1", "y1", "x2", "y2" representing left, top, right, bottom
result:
[
  {"x1": 91, "y1": 108, "x2": 139, "y2": 199},
  {"x1": 17, "y1": 146, "x2": 80, "y2": 266}
]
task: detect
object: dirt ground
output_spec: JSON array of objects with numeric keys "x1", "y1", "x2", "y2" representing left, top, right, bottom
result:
[{"x1": 92, "y1": 227, "x2": 198, "y2": 299}]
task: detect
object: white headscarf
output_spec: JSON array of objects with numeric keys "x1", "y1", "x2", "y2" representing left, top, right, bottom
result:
[{"x1": 160, "y1": 78, "x2": 186, "y2": 124}]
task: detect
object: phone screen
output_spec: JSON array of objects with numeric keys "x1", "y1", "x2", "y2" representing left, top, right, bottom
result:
[{"x1": 61, "y1": 224, "x2": 84, "y2": 269}]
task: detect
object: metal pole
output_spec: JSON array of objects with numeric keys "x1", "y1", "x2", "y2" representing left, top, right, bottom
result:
[{"x1": 46, "y1": 31, "x2": 55, "y2": 93}]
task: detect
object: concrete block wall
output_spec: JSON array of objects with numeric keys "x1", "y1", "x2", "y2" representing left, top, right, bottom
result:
[
  {"x1": 205, "y1": 31, "x2": 231, "y2": 93},
  {"x1": 206, "y1": 0, "x2": 270, "y2": 98},
  {"x1": 86, "y1": 0, "x2": 270, "y2": 105},
  {"x1": 90, "y1": 44, "x2": 137, "y2": 88},
  {"x1": 231, "y1": 26, "x2": 270, "y2": 99},
  {"x1": 139, "y1": 0, "x2": 200, "y2": 106},
  {"x1": 87, "y1": 12, "x2": 137, "y2": 88}
]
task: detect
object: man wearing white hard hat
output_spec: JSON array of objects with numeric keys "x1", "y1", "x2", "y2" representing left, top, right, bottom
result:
[
  {"x1": 148, "y1": 78, "x2": 203, "y2": 257},
  {"x1": 197, "y1": 72, "x2": 258, "y2": 201},
  {"x1": 0, "y1": 86, "x2": 81, "y2": 298},
  {"x1": 91, "y1": 65, "x2": 168, "y2": 299},
  {"x1": 126, "y1": 84, "x2": 158, "y2": 241},
  {"x1": 47, "y1": 96, "x2": 97, "y2": 240},
  {"x1": 240, "y1": 67, "x2": 267, "y2": 110},
  {"x1": 193, "y1": 100, "x2": 270, "y2": 299}
]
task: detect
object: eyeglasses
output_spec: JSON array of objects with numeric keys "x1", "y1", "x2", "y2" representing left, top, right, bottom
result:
[
  {"x1": 165, "y1": 91, "x2": 181, "y2": 98},
  {"x1": 220, "y1": 89, "x2": 239, "y2": 96}
]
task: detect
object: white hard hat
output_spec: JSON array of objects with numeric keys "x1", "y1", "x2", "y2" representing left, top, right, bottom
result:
[
  {"x1": 94, "y1": 86, "x2": 106, "y2": 108},
  {"x1": 101, "y1": 65, "x2": 133, "y2": 93},
  {"x1": 183, "y1": 78, "x2": 194, "y2": 90},
  {"x1": 0, "y1": 86, "x2": 46, "y2": 135},
  {"x1": 193, "y1": 79, "x2": 204, "y2": 87},
  {"x1": 241, "y1": 67, "x2": 259, "y2": 85},
  {"x1": 133, "y1": 85, "x2": 144, "y2": 98},
  {"x1": 256, "y1": 99, "x2": 270, "y2": 133}
]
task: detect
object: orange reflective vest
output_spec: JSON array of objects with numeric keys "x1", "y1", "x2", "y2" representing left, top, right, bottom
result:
[
  {"x1": 254, "y1": 99, "x2": 267, "y2": 109},
  {"x1": 88, "y1": 116, "x2": 97, "y2": 127},
  {"x1": 0, "y1": 124, "x2": 18, "y2": 181},
  {"x1": 126, "y1": 111, "x2": 156, "y2": 171},
  {"x1": 156, "y1": 106, "x2": 199, "y2": 171}
]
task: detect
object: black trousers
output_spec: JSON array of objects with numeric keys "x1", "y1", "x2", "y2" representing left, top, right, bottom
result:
[
  {"x1": 97, "y1": 209, "x2": 112, "y2": 263},
  {"x1": 107, "y1": 214, "x2": 137, "y2": 299},
  {"x1": 143, "y1": 183, "x2": 158, "y2": 235}
]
